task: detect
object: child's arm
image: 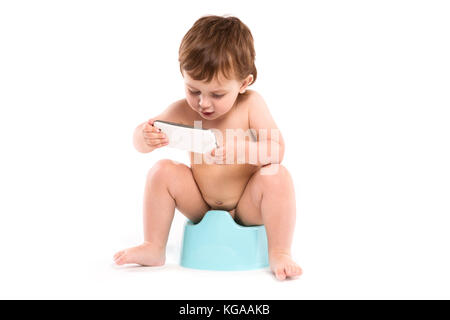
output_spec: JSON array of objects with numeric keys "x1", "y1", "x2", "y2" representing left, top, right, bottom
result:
[
  {"x1": 133, "y1": 100, "x2": 185, "y2": 153},
  {"x1": 245, "y1": 91, "x2": 285, "y2": 165},
  {"x1": 208, "y1": 91, "x2": 284, "y2": 165}
]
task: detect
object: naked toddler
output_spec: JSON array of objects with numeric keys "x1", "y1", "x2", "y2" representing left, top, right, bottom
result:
[{"x1": 113, "y1": 15, "x2": 302, "y2": 280}]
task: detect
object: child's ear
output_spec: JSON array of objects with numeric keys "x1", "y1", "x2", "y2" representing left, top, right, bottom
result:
[
  {"x1": 247, "y1": 74, "x2": 254, "y2": 86},
  {"x1": 240, "y1": 74, "x2": 254, "y2": 93}
]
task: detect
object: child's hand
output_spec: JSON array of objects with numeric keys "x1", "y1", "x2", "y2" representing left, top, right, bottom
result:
[
  {"x1": 208, "y1": 143, "x2": 239, "y2": 165},
  {"x1": 143, "y1": 119, "x2": 169, "y2": 149}
]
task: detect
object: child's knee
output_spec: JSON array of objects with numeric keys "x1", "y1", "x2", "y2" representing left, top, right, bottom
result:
[
  {"x1": 147, "y1": 159, "x2": 183, "y2": 181},
  {"x1": 258, "y1": 164, "x2": 290, "y2": 188}
]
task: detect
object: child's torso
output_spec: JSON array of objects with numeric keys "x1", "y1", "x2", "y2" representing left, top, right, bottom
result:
[{"x1": 180, "y1": 93, "x2": 259, "y2": 210}]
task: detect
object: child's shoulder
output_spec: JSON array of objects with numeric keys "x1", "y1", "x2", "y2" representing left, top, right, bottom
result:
[
  {"x1": 244, "y1": 89, "x2": 279, "y2": 131},
  {"x1": 233, "y1": 89, "x2": 263, "y2": 114},
  {"x1": 245, "y1": 88, "x2": 262, "y2": 98},
  {"x1": 244, "y1": 89, "x2": 268, "y2": 106},
  {"x1": 244, "y1": 89, "x2": 271, "y2": 115},
  {"x1": 154, "y1": 98, "x2": 190, "y2": 125}
]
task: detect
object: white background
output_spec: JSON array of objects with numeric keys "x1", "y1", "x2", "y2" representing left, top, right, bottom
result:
[{"x1": 0, "y1": 0, "x2": 449, "y2": 299}]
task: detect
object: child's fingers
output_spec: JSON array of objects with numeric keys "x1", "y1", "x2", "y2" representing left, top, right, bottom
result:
[
  {"x1": 145, "y1": 138, "x2": 169, "y2": 146},
  {"x1": 144, "y1": 136, "x2": 168, "y2": 144},
  {"x1": 211, "y1": 146, "x2": 224, "y2": 157},
  {"x1": 154, "y1": 140, "x2": 169, "y2": 148},
  {"x1": 213, "y1": 156, "x2": 225, "y2": 164},
  {"x1": 143, "y1": 123, "x2": 160, "y2": 133},
  {"x1": 143, "y1": 132, "x2": 166, "y2": 139},
  {"x1": 159, "y1": 141, "x2": 169, "y2": 147},
  {"x1": 147, "y1": 119, "x2": 163, "y2": 132},
  {"x1": 208, "y1": 147, "x2": 223, "y2": 164},
  {"x1": 210, "y1": 147, "x2": 220, "y2": 157},
  {"x1": 209, "y1": 148, "x2": 218, "y2": 159},
  {"x1": 216, "y1": 147, "x2": 229, "y2": 164}
]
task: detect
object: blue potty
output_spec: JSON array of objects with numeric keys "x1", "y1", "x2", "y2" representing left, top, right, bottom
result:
[{"x1": 180, "y1": 210, "x2": 269, "y2": 271}]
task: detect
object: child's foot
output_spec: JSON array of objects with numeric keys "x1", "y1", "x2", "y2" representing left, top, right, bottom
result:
[
  {"x1": 269, "y1": 251, "x2": 303, "y2": 280},
  {"x1": 113, "y1": 242, "x2": 165, "y2": 266}
]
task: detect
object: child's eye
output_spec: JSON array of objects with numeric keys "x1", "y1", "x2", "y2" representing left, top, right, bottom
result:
[{"x1": 189, "y1": 90, "x2": 224, "y2": 99}]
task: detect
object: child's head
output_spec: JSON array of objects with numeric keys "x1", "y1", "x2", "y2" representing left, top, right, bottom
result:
[{"x1": 179, "y1": 15, "x2": 257, "y2": 119}]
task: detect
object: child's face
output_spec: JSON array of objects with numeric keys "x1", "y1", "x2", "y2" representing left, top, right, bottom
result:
[{"x1": 183, "y1": 70, "x2": 244, "y2": 120}]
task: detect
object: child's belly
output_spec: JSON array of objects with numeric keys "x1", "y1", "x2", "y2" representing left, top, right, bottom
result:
[{"x1": 190, "y1": 158, "x2": 259, "y2": 210}]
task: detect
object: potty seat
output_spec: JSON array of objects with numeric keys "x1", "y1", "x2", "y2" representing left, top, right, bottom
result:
[{"x1": 180, "y1": 210, "x2": 269, "y2": 271}]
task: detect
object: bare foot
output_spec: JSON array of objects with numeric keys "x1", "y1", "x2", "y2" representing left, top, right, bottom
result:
[
  {"x1": 269, "y1": 252, "x2": 303, "y2": 280},
  {"x1": 113, "y1": 242, "x2": 165, "y2": 266}
]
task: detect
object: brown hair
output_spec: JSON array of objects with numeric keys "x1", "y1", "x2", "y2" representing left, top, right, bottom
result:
[{"x1": 179, "y1": 15, "x2": 257, "y2": 85}]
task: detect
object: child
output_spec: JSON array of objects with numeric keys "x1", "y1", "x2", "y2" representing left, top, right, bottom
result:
[{"x1": 113, "y1": 15, "x2": 302, "y2": 280}]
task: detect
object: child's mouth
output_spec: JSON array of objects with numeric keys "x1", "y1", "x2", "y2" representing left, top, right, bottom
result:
[{"x1": 201, "y1": 111, "x2": 214, "y2": 117}]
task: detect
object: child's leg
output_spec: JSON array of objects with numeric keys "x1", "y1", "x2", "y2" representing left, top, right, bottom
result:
[
  {"x1": 114, "y1": 159, "x2": 210, "y2": 266},
  {"x1": 235, "y1": 164, "x2": 302, "y2": 280}
]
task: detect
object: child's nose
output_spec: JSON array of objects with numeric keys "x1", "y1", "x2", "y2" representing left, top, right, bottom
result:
[{"x1": 199, "y1": 95, "x2": 212, "y2": 108}]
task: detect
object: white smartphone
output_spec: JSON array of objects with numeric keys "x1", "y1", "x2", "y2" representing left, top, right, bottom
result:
[{"x1": 153, "y1": 120, "x2": 218, "y2": 154}]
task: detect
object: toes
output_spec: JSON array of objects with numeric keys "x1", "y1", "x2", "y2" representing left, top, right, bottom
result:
[
  {"x1": 115, "y1": 254, "x2": 128, "y2": 265},
  {"x1": 286, "y1": 264, "x2": 303, "y2": 278},
  {"x1": 296, "y1": 266, "x2": 303, "y2": 276},
  {"x1": 270, "y1": 254, "x2": 303, "y2": 280},
  {"x1": 114, "y1": 251, "x2": 128, "y2": 265},
  {"x1": 275, "y1": 268, "x2": 287, "y2": 281},
  {"x1": 113, "y1": 250, "x2": 124, "y2": 260},
  {"x1": 287, "y1": 265, "x2": 293, "y2": 275}
]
